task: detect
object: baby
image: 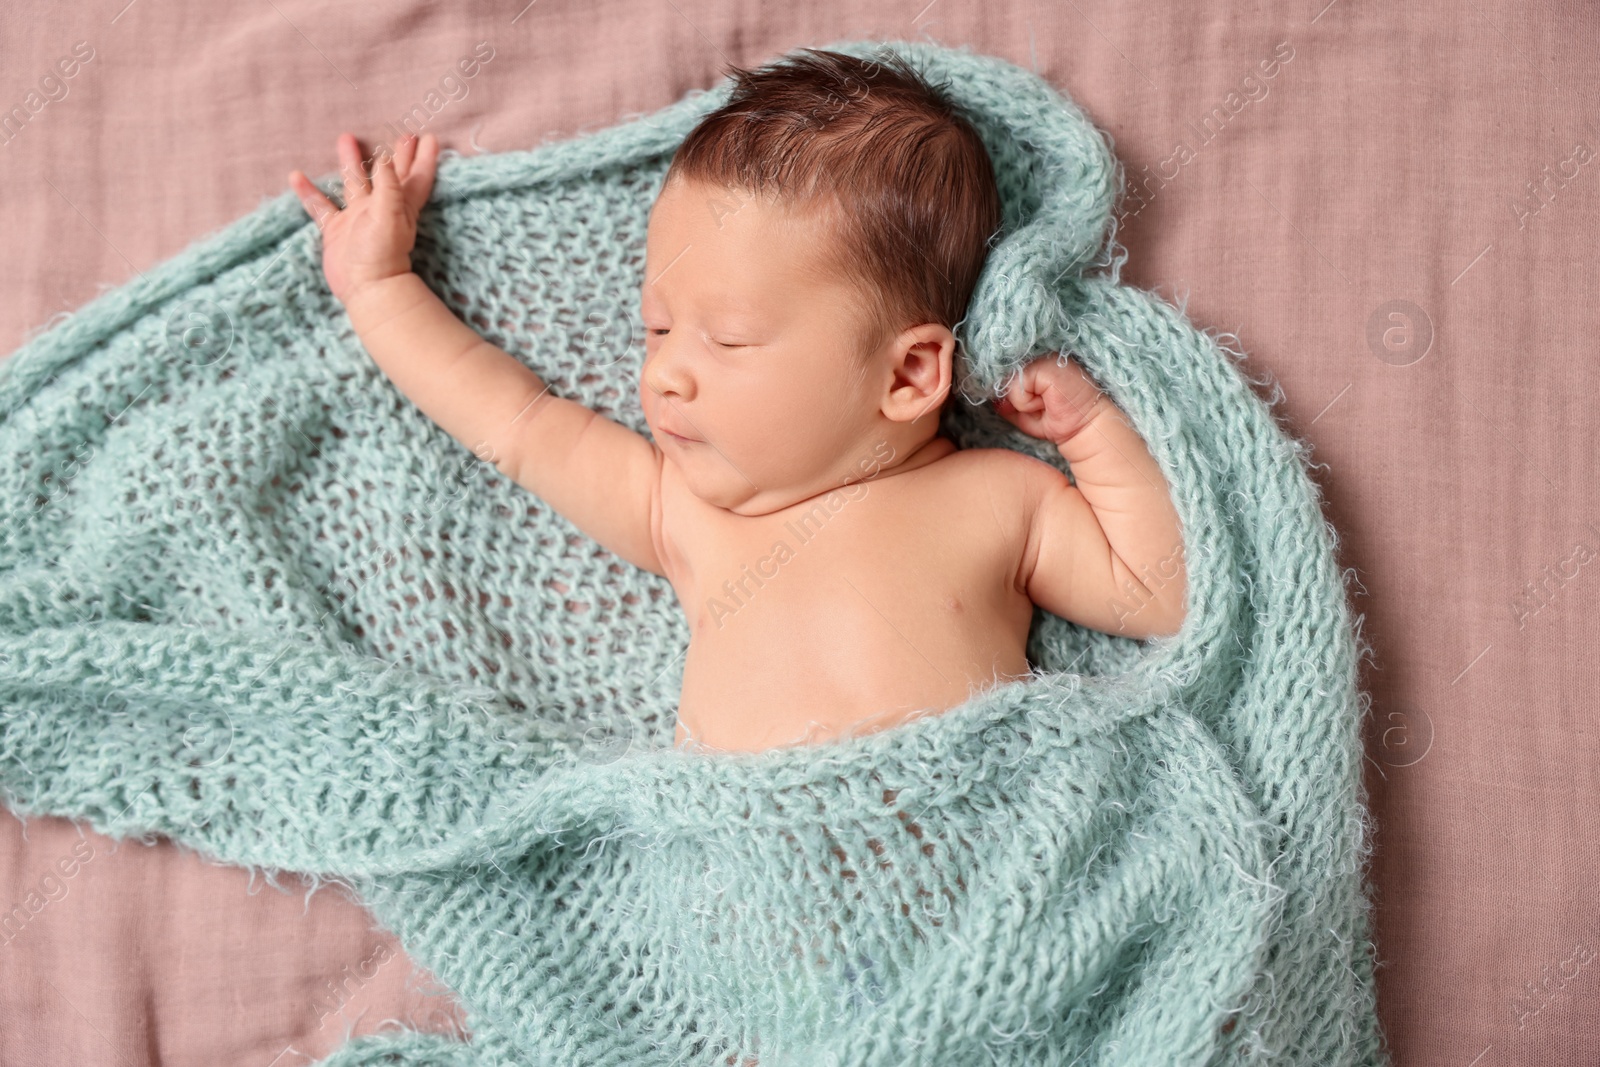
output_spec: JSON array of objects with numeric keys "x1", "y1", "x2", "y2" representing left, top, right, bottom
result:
[{"x1": 288, "y1": 49, "x2": 1187, "y2": 755}]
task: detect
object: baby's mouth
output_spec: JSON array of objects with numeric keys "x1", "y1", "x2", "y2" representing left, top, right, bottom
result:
[
  {"x1": 646, "y1": 398, "x2": 702, "y2": 444},
  {"x1": 653, "y1": 416, "x2": 702, "y2": 444}
]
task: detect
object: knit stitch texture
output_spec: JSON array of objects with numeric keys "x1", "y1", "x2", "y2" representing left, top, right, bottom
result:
[{"x1": 0, "y1": 39, "x2": 1387, "y2": 1067}]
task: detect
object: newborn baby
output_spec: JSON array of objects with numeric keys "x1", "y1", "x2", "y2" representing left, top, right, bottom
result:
[{"x1": 289, "y1": 49, "x2": 1187, "y2": 754}]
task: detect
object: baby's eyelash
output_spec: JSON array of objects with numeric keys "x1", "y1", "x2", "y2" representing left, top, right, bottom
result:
[{"x1": 646, "y1": 328, "x2": 744, "y2": 349}]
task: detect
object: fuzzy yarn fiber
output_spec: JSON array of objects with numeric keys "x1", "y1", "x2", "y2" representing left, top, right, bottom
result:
[{"x1": 0, "y1": 38, "x2": 1386, "y2": 1067}]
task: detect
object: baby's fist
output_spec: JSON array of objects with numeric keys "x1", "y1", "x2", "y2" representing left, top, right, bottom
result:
[{"x1": 994, "y1": 353, "x2": 1107, "y2": 444}]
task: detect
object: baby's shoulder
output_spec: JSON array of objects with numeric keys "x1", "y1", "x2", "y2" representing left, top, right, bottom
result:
[
  {"x1": 919, "y1": 444, "x2": 1065, "y2": 538},
  {"x1": 916, "y1": 445, "x2": 1063, "y2": 577},
  {"x1": 934, "y1": 442, "x2": 1064, "y2": 493}
]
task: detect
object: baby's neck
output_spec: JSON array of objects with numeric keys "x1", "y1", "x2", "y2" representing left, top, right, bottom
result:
[{"x1": 695, "y1": 432, "x2": 957, "y2": 516}]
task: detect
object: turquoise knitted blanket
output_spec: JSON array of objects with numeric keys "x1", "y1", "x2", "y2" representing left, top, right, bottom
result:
[{"x1": 0, "y1": 39, "x2": 1385, "y2": 1067}]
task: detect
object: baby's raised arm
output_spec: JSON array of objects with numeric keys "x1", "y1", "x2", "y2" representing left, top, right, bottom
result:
[
  {"x1": 994, "y1": 355, "x2": 1188, "y2": 639},
  {"x1": 289, "y1": 132, "x2": 665, "y2": 577}
]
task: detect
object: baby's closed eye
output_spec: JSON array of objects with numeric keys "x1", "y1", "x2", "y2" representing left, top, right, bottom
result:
[{"x1": 646, "y1": 327, "x2": 748, "y2": 348}]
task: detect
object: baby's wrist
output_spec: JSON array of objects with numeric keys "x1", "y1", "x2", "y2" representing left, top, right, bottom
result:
[
  {"x1": 341, "y1": 269, "x2": 416, "y2": 309},
  {"x1": 340, "y1": 271, "x2": 432, "y2": 338},
  {"x1": 1051, "y1": 388, "x2": 1110, "y2": 446}
]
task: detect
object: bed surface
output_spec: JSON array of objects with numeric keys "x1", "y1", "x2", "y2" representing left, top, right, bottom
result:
[{"x1": 2, "y1": 2, "x2": 1596, "y2": 1064}]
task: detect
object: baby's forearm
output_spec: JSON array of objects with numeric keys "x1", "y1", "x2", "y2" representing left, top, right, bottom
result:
[
  {"x1": 1058, "y1": 400, "x2": 1188, "y2": 630},
  {"x1": 341, "y1": 272, "x2": 555, "y2": 473}
]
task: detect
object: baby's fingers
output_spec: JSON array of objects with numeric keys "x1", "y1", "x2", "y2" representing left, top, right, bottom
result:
[
  {"x1": 392, "y1": 133, "x2": 417, "y2": 180},
  {"x1": 1004, "y1": 376, "x2": 1045, "y2": 414},
  {"x1": 403, "y1": 133, "x2": 439, "y2": 213},
  {"x1": 371, "y1": 148, "x2": 401, "y2": 195},
  {"x1": 288, "y1": 170, "x2": 340, "y2": 230},
  {"x1": 337, "y1": 132, "x2": 371, "y2": 202}
]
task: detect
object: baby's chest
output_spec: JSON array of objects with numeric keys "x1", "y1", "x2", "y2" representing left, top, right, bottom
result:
[
  {"x1": 687, "y1": 527, "x2": 992, "y2": 652},
  {"x1": 663, "y1": 489, "x2": 1034, "y2": 749},
  {"x1": 674, "y1": 482, "x2": 1030, "y2": 670},
  {"x1": 673, "y1": 479, "x2": 1008, "y2": 626}
]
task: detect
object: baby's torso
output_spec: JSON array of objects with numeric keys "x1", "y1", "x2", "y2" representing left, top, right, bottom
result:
[{"x1": 658, "y1": 436, "x2": 1037, "y2": 752}]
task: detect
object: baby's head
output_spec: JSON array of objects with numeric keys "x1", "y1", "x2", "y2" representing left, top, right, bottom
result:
[{"x1": 639, "y1": 47, "x2": 1001, "y2": 514}]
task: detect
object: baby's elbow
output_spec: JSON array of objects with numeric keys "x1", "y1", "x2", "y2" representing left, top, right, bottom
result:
[
  {"x1": 1157, "y1": 584, "x2": 1189, "y2": 638},
  {"x1": 1131, "y1": 569, "x2": 1187, "y2": 640},
  {"x1": 1151, "y1": 602, "x2": 1187, "y2": 639},
  {"x1": 1146, "y1": 548, "x2": 1188, "y2": 637}
]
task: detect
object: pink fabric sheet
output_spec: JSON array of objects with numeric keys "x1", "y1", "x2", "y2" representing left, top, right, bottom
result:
[{"x1": 2, "y1": 1, "x2": 1597, "y2": 1063}]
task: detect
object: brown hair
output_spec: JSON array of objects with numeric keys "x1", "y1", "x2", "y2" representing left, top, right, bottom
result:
[{"x1": 663, "y1": 47, "x2": 1003, "y2": 374}]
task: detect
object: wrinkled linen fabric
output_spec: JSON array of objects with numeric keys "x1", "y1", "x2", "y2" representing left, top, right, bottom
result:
[{"x1": 0, "y1": 39, "x2": 1385, "y2": 1067}]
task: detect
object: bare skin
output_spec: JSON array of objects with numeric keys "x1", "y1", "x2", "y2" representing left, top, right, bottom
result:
[{"x1": 289, "y1": 132, "x2": 1188, "y2": 755}]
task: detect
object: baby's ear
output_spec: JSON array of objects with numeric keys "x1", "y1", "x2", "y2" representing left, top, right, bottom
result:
[{"x1": 881, "y1": 324, "x2": 954, "y2": 424}]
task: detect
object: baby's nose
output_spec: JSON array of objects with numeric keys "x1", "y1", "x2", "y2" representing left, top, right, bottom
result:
[{"x1": 642, "y1": 344, "x2": 693, "y2": 400}]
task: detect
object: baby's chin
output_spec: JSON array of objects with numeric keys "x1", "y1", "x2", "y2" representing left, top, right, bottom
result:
[
  {"x1": 667, "y1": 451, "x2": 811, "y2": 515},
  {"x1": 671, "y1": 456, "x2": 758, "y2": 511}
]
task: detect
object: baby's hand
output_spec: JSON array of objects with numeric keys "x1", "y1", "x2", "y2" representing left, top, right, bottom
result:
[
  {"x1": 994, "y1": 353, "x2": 1107, "y2": 444},
  {"x1": 288, "y1": 132, "x2": 439, "y2": 304}
]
